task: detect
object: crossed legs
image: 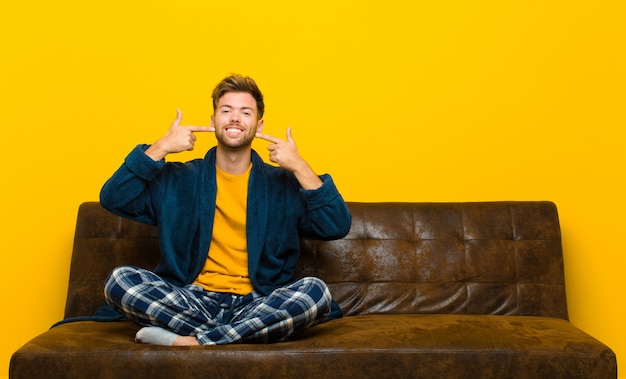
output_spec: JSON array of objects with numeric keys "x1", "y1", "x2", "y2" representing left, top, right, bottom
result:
[{"x1": 104, "y1": 266, "x2": 332, "y2": 345}]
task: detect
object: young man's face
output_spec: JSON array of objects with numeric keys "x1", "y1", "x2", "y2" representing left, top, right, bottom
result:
[{"x1": 211, "y1": 91, "x2": 264, "y2": 150}]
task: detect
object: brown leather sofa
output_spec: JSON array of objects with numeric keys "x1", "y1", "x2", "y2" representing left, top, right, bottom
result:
[{"x1": 11, "y1": 201, "x2": 617, "y2": 378}]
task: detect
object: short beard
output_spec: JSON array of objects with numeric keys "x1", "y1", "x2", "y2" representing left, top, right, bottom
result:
[{"x1": 215, "y1": 131, "x2": 255, "y2": 150}]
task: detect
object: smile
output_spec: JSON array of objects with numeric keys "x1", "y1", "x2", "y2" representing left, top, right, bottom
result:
[{"x1": 225, "y1": 127, "x2": 243, "y2": 135}]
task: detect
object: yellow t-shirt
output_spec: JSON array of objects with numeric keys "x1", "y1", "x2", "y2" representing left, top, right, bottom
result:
[{"x1": 193, "y1": 164, "x2": 253, "y2": 295}]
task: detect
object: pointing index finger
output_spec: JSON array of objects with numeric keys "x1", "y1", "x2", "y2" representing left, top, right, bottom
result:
[
  {"x1": 187, "y1": 126, "x2": 215, "y2": 133},
  {"x1": 255, "y1": 132, "x2": 282, "y2": 144},
  {"x1": 171, "y1": 110, "x2": 213, "y2": 132}
]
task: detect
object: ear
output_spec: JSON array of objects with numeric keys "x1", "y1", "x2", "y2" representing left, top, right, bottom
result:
[
  {"x1": 256, "y1": 119, "x2": 264, "y2": 133},
  {"x1": 210, "y1": 115, "x2": 215, "y2": 128}
]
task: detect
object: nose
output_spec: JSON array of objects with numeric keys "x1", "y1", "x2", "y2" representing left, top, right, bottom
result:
[{"x1": 230, "y1": 111, "x2": 240, "y2": 123}]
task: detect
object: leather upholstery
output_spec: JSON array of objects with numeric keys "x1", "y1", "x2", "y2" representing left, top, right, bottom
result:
[
  {"x1": 299, "y1": 202, "x2": 568, "y2": 319},
  {"x1": 10, "y1": 201, "x2": 617, "y2": 378}
]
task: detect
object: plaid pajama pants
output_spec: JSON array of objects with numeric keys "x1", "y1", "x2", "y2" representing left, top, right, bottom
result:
[{"x1": 104, "y1": 266, "x2": 332, "y2": 345}]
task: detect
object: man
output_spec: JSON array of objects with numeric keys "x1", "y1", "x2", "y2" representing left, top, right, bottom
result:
[{"x1": 100, "y1": 74, "x2": 351, "y2": 346}]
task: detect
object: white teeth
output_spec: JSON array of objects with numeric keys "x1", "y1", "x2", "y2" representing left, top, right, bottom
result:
[{"x1": 226, "y1": 128, "x2": 242, "y2": 134}]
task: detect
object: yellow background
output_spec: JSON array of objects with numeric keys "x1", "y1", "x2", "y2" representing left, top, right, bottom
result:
[{"x1": 1, "y1": 0, "x2": 624, "y2": 377}]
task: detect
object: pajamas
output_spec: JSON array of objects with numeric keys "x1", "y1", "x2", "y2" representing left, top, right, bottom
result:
[{"x1": 104, "y1": 266, "x2": 332, "y2": 345}]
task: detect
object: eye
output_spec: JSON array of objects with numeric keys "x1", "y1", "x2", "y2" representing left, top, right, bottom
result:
[
  {"x1": 221, "y1": 108, "x2": 230, "y2": 114},
  {"x1": 243, "y1": 110, "x2": 252, "y2": 116}
]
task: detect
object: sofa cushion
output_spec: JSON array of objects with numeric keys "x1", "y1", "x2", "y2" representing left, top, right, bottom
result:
[{"x1": 10, "y1": 314, "x2": 615, "y2": 379}]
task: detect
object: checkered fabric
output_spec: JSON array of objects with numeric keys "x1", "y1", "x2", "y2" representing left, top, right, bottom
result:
[{"x1": 104, "y1": 266, "x2": 332, "y2": 345}]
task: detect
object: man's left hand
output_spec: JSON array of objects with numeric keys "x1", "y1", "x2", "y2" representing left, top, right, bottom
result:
[{"x1": 256, "y1": 128, "x2": 323, "y2": 190}]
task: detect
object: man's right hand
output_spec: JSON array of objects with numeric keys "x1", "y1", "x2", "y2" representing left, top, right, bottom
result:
[{"x1": 145, "y1": 109, "x2": 214, "y2": 161}]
